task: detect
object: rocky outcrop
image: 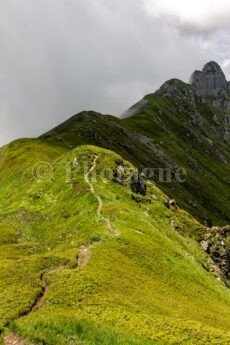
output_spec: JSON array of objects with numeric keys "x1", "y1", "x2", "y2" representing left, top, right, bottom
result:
[
  {"x1": 189, "y1": 109, "x2": 203, "y2": 126},
  {"x1": 202, "y1": 226, "x2": 230, "y2": 281},
  {"x1": 219, "y1": 116, "x2": 230, "y2": 140},
  {"x1": 156, "y1": 78, "x2": 197, "y2": 105},
  {"x1": 191, "y1": 61, "x2": 229, "y2": 98},
  {"x1": 212, "y1": 114, "x2": 230, "y2": 141},
  {"x1": 189, "y1": 62, "x2": 230, "y2": 142},
  {"x1": 131, "y1": 172, "x2": 147, "y2": 196}
]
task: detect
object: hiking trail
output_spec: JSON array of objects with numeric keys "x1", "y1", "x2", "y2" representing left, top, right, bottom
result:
[
  {"x1": 84, "y1": 155, "x2": 121, "y2": 236},
  {"x1": 3, "y1": 154, "x2": 120, "y2": 345}
]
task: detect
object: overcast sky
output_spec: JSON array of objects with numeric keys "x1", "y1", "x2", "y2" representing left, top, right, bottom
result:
[{"x1": 1, "y1": 0, "x2": 230, "y2": 146}]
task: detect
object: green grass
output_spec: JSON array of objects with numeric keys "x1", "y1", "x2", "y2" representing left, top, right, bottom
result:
[
  {"x1": 10, "y1": 317, "x2": 151, "y2": 345},
  {"x1": 0, "y1": 142, "x2": 229, "y2": 344}
]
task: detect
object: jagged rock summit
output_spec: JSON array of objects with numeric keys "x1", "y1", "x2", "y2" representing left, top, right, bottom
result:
[
  {"x1": 154, "y1": 61, "x2": 230, "y2": 140},
  {"x1": 124, "y1": 61, "x2": 230, "y2": 119},
  {"x1": 190, "y1": 61, "x2": 230, "y2": 98},
  {"x1": 155, "y1": 61, "x2": 230, "y2": 103}
]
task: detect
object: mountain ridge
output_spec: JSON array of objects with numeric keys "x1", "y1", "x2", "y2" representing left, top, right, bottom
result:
[{"x1": 41, "y1": 61, "x2": 230, "y2": 226}]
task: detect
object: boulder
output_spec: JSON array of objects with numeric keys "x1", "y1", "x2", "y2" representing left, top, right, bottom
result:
[
  {"x1": 201, "y1": 240, "x2": 209, "y2": 252},
  {"x1": 131, "y1": 172, "x2": 147, "y2": 196},
  {"x1": 201, "y1": 226, "x2": 230, "y2": 280}
]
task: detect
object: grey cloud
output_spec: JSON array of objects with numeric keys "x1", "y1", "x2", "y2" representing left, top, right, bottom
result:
[{"x1": 0, "y1": 0, "x2": 218, "y2": 146}]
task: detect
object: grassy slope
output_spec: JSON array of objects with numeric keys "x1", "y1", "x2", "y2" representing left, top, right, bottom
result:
[
  {"x1": 0, "y1": 140, "x2": 229, "y2": 344},
  {"x1": 122, "y1": 92, "x2": 230, "y2": 225},
  {"x1": 40, "y1": 85, "x2": 230, "y2": 227}
]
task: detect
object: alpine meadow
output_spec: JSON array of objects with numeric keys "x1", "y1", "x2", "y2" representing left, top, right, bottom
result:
[{"x1": 0, "y1": 61, "x2": 230, "y2": 345}]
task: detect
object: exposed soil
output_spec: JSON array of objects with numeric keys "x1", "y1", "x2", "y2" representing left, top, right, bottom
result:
[
  {"x1": 77, "y1": 245, "x2": 92, "y2": 268},
  {"x1": 4, "y1": 333, "x2": 29, "y2": 345}
]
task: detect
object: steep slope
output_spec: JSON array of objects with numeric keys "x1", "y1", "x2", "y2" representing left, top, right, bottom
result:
[
  {"x1": 0, "y1": 141, "x2": 230, "y2": 344},
  {"x1": 41, "y1": 62, "x2": 230, "y2": 226}
]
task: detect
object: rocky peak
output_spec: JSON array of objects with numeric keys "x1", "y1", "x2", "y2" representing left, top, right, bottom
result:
[
  {"x1": 190, "y1": 61, "x2": 229, "y2": 98},
  {"x1": 155, "y1": 63, "x2": 230, "y2": 142},
  {"x1": 156, "y1": 78, "x2": 196, "y2": 104}
]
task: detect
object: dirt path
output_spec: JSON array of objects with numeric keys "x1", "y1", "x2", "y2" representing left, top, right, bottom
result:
[
  {"x1": 2, "y1": 274, "x2": 46, "y2": 344},
  {"x1": 3, "y1": 154, "x2": 120, "y2": 345},
  {"x1": 33, "y1": 272, "x2": 48, "y2": 307},
  {"x1": 84, "y1": 155, "x2": 121, "y2": 236},
  {"x1": 84, "y1": 155, "x2": 103, "y2": 218},
  {"x1": 3, "y1": 267, "x2": 62, "y2": 344},
  {"x1": 4, "y1": 333, "x2": 30, "y2": 345},
  {"x1": 76, "y1": 155, "x2": 121, "y2": 268},
  {"x1": 32, "y1": 267, "x2": 61, "y2": 308}
]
